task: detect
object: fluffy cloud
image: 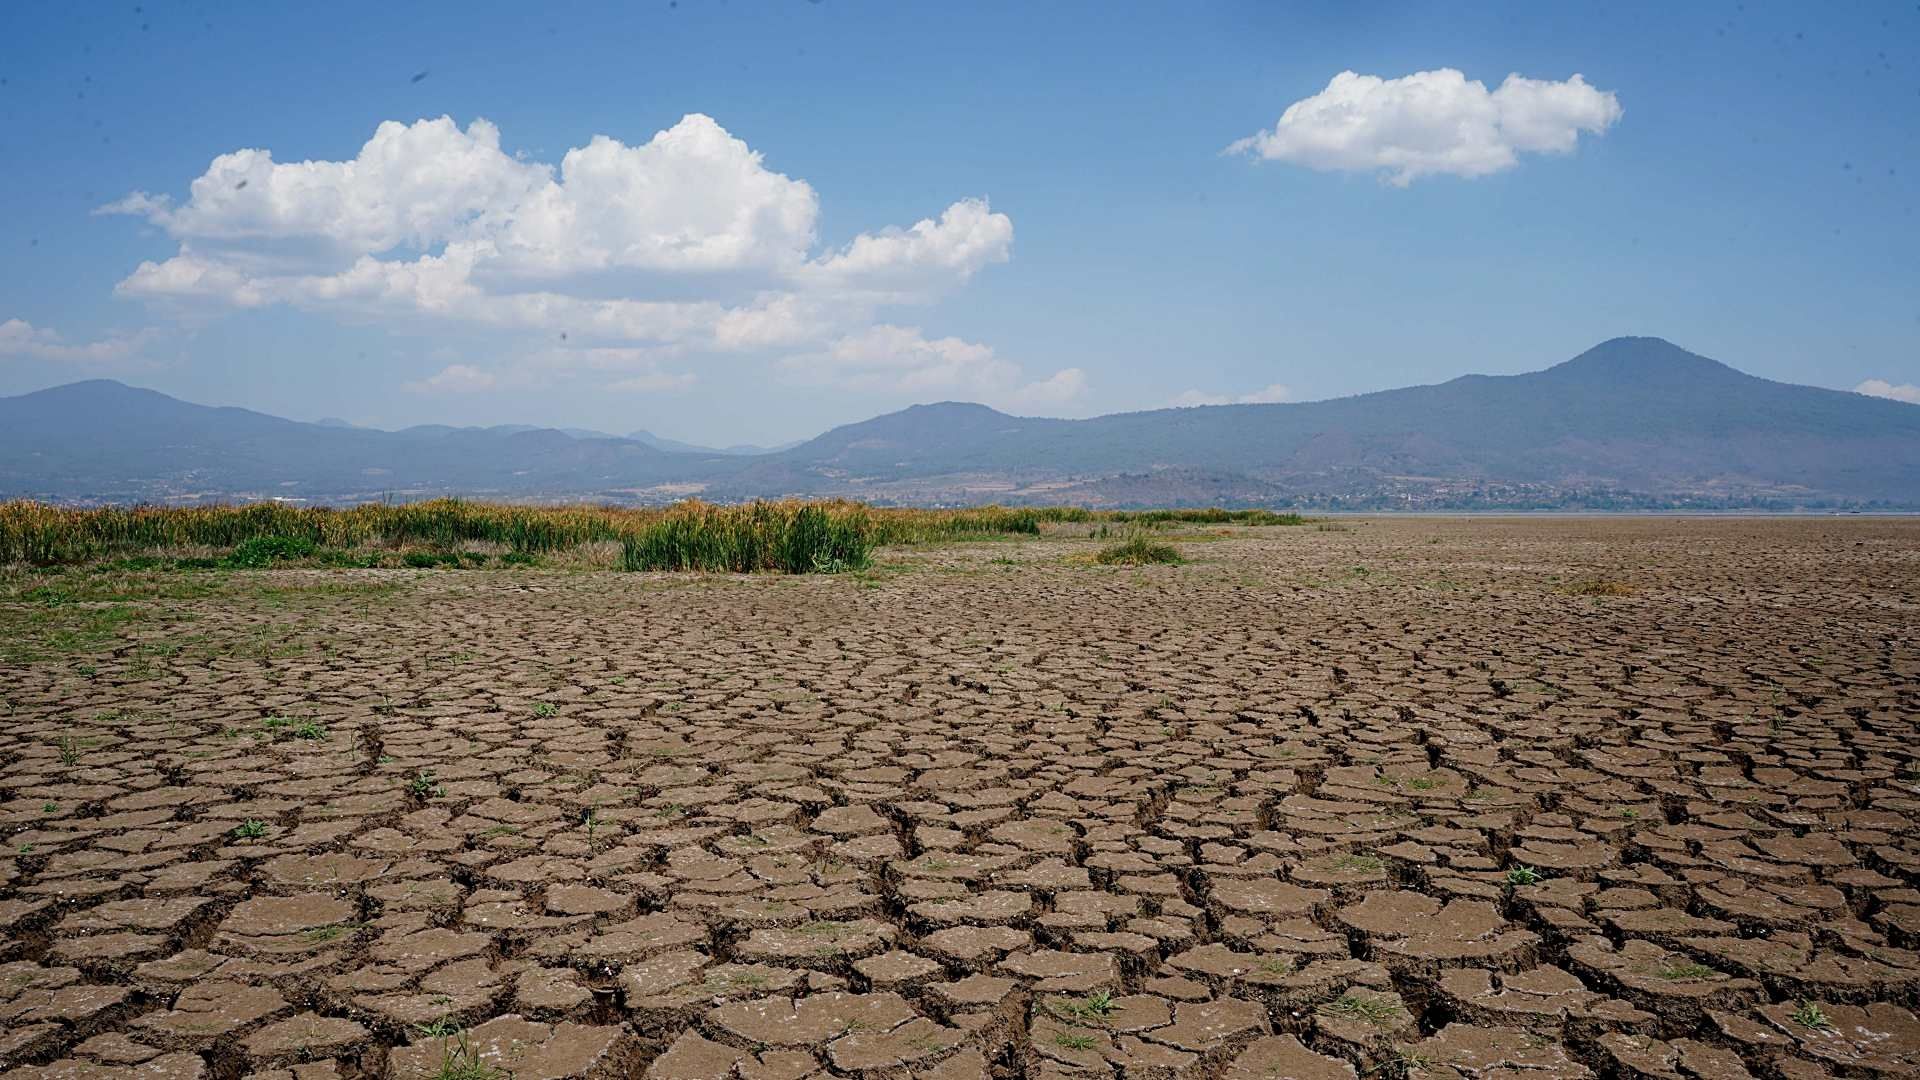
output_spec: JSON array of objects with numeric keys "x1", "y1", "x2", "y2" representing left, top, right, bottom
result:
[
  {"x1": 1228, "y1": 69, "x2": 1621, "y2": 185},
  {"x1": 1855, "y1": 378, "x2": 1920, "y2": 404},
  {"x1": 781, "y1": 325, "x2": 1086, "y2": 410},
  {"x1": 102, "y1": 114, "x2": 1014, "y2": 393},
  {"x1": 1169, "y1": 382, "x2": 1293, "y2": 408},
  {"x1": 804, "y1": 198, "x2": 1013, "y2": 295},
  {"x1": 105, "y1": 117, "x2": 546, "y2": 253},
  {"x1": 0, "y1": 318, "x2": 156, "y2": 363}
]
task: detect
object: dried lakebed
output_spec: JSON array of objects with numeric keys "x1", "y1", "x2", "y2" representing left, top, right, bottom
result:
[{"x1": 1, "y1": 517, "x2": 1918, "y2": 1079}]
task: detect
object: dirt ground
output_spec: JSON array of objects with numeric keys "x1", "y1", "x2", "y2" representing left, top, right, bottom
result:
[{"x1": 3, "y1": 517, "x2": 1919, "y2": 1080}]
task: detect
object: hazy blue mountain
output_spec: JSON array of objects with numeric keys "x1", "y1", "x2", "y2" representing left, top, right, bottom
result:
[
  {"x1": 718, "y1": 337, "x2": 1920, "y2": 506},
  {"x1": 0, "y1": 379, "x2": 731, "y2": 503},
  {"x1": 629, "y1": 430, "x2": 802, "y2": 456},
  {"x1": 3, "y1": 339, "x2": 1916, "y2": 507}
]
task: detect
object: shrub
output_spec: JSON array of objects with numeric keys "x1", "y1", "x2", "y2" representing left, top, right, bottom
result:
[
  {"x1": 1093, "y1": 530, "x2": 1183, "y2": 566},
  {"x1": 402, "y1": 551, "x2": 460, "y2": 569}
]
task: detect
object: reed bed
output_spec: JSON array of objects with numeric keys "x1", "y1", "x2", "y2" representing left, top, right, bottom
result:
[{"x1": 0, "y1": 498, "x2": 1302, "y2": 572}]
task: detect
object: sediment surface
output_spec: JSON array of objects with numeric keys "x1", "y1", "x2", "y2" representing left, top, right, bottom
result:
[{"x1": 3, "y1": 517, "x2": 1918, "y2": 1078}]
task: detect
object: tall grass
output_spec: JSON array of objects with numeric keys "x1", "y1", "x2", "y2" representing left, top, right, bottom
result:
[
  {"x1": 619, "y1": 502, "x2": 871, "y2": 573},
  {"x1": 0, "y1": 498, "x2": 628, "y2": 564},
  {"x1": 0, "y1": 498, "x2": 1041, "y2": 572},
  {"x1": 0, "y1": 498, "x2": 1305, "y2": 571}
]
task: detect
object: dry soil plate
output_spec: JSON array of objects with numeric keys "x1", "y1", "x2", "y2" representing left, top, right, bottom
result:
[{"x1": 2, "y1": 517, "x2": 1918, "y2": 1079}]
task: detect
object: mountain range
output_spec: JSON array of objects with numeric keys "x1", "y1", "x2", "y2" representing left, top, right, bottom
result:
[{"x1": 3, "y1": 338, "x2": 1916, "y2": 509}]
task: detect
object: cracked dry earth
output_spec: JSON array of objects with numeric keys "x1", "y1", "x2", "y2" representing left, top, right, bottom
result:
[{"x1": 2, "y1": 517, "x2": 1919, "y2": 1080}]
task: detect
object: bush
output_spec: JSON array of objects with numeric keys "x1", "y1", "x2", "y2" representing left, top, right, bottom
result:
[
  {"x1": 402, "y1": 551, "x2": 460, "y2": 569},
  {"x1": 1093, "y1": 529, "x2": 1183, "y2": 566},
  {"x1": 222, "y1": 535, "x2": 317, "y2": 568}
]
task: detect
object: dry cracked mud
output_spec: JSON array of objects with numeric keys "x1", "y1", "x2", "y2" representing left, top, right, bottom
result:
[{"x1": 2, "y1": 516, "x2": 1918, "y2": 1079}]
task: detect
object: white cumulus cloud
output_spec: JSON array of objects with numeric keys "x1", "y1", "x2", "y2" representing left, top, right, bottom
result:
[
  {"x1": 780, "y1": 324, "x2": 1086, "y2": 410},
  {"x1": 1228, "y1": 69, "x2": 1622, "y2": 185},
  {"x1": 804, "y1": 198, "x2": 1013, "y2": 296},
  {"x1": 1855, "y1": 378, "x2": 1920, "y2": 404},
  {"x1": 0, "y1": 318, "x2": 158, "y2": 363},
  {"x1": 1169, "y1": 382, "x2": 1293, "y2": 408},
  {"x1": 100, "y1": 113, "x2": 1014, "y2": 395}
]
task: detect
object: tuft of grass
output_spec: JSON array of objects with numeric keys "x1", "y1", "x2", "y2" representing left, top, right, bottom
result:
[
  {"x1": 412, "y1": 1017, "x2": 463, "y2": 1039},
  {"x1": 1656, "y1": 961, "x2": 1716, "y2": 981},
  {"x1": 430, "y1": 1033, "x2": 507, "y2": 1080},
  {"x1": 1382, "y1": 1049, "x2": 1434, "y2": 1078},
  {"x1": 1788, "y1": 1000, "x2": 1831, "y2": 1029},
  {"x1": 1050, "y1": 990, "x2": 1117, "y2": 1022},
  {"x1": 1092, "y1": 528, "x2": 1183, "y2": 566},
  {"x1": 1321, "y1": 992, "x2": 1403, "y2": 1026},
  {"x1": 1505, "y1": 865, "x2": 1543, "y2": 887},
  {"x1": 1053, "y1": 1030, "x2": 1098, "y2": 1051},
  {"x1": 532, "y1": 702, "x2": 558, "y2": 718},
  {"x1": 301, "y1": 921, "x2": 368, "y2": 944},
  {"x1": 233, "y1": 819, "x2": 268, "y2": 840},
  {"x1": 408, "y1": 771, "x2": 446, "y2": 799}
]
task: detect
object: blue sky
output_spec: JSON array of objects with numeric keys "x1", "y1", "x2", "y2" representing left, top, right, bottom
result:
[{"x1": 1, "y1": 1, "x2": 1916, "y2": 443}]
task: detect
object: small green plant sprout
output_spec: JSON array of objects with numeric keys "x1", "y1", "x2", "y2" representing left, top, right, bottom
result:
[
  {"x1": 430, "y1": 1031, "x2": 506, "y2": 1080},
  {"x1": 532, "y1": 701, "x2": 557, "y2": 718},
  {"x1": 408, "y1": 771, "x2": 445, "y2": 799},
  {"x1": 1656, "y1": 961, "x2": 1715, "y2": 981},
  {"x1": 1789, "y1": 1000, "x2": 1831, "y2": 1029},
  {"x1": 290, "y1": 719, "x2": 328, "y2": 740},
  {"x1": 1321, "y1": 992, "x2": 1403, "y2": 1025},
  {"x1": 1051, "y1": 990, "x2": 1117, "y2": 1022},
  {"x1": 234, "y1": 819, "x2": 268, "y2": 840},
  {"x1": 55, "y1": 736, "x2": 82, "y2": 765},
  {"x1": 412, "y1": 1015, "x2": 463, "y2": 1039},
  {"x1": 40, "y1": 802, "x2": 57, "y2": 813},
  {"x1": 301, "y1": 921, "x2": 367, "y2": 944},
  {"x1": 1505, "y1": 865, "x2": 1543, "y2": 887},
  {"x1": 1053, "y1": 1030, "x2": 1098, "y2": 1051}
]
